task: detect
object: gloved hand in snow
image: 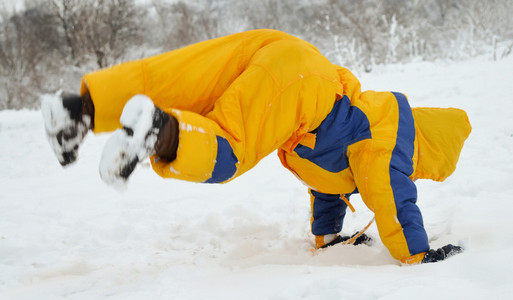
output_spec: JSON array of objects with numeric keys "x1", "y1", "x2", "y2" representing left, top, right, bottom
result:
[{"x1": 422, "y1": 244, "x2": 463, "y2": 263}]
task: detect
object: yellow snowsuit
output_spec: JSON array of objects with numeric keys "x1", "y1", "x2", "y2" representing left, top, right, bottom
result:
[{"x1": 80, "y1": 29, "x2": 471, "y2": 264}]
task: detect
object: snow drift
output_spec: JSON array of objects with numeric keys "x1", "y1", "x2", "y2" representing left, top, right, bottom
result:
[{"x1": 1, "y1": 56, "x2": 513, "y2": 299}]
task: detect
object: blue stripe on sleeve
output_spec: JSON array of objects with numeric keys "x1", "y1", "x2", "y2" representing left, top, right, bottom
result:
[
  {"x1": 204, "y1": 136, "x2": 238, "y2": 184},
  {"x1": 389, "y1": 92, "x2": 429, "y2": 255},
  {"x1": 390, "y1": 92, "x2": 415, "y2": 176}
]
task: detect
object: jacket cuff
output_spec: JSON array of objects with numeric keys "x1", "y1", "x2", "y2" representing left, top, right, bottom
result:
[{"x1": 150, "y1": 108, "x2": 238, "y2": 183}]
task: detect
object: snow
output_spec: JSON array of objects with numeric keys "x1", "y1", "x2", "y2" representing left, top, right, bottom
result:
[
  {"x1": 1, "y1": 56, "x2": 513, "y2": 299},
  {"x1": 99, "y1": 95, "x2": 158, "y2": 189}
]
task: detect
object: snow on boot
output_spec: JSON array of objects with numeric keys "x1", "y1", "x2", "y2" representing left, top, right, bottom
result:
[
  {"x1": 318, "y1": 232, "x2": 373, "y2": 249},
  {"x1": 99, "y1": 95, "x2": 172, "y2": 189},
  {"x1": 41, "y1": 92, "x2": 94, "y2": 166}
]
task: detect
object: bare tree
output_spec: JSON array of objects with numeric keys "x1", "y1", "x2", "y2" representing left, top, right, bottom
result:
[
  {"x1": 75, "y1": 0, "x2": 145, "y2": 68},
  {"x1": 1, "y1": 0, "x2": 513, "y2": 110},
  {"x1": 48, "y1": 0, "x2": 82, "y2": 62},
  {"x1": 45, "y1": 0, "x2": 144, "y2": 68},
  {"x1": 0, "y1": 8, "x2": 51, "y2": 109},
  {"x1": 151, "y1": 0, "x2": 220, "y2": 50}
]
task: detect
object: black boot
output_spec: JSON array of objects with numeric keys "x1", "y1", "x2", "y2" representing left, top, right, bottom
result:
[
  {"x1": 99, "y1": 95, "x2": 178, "y2": 188},
  {"x1": 41, "y1": 92, "x2": 94, "y2": 166}
]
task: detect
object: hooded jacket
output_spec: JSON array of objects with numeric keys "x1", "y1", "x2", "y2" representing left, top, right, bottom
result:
[{"x1": 80, "y1": 29, "x2": 471, "y2": 264}]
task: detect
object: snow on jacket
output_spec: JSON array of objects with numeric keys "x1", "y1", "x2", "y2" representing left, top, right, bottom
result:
[{"x1": 80, "y1": 29, "x2": 471, "y2": 264}]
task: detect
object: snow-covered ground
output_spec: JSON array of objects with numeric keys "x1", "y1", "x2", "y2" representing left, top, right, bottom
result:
[{"x1": 1, "y1": 56, "x2": 513, "y2": 299}]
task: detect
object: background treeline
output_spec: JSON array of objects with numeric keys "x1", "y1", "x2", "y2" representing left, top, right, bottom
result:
[{"x1": 1, "y1": 0, "x2": 512, "y2": 109}]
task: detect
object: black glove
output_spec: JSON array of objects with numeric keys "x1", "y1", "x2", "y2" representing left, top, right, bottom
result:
[
  {"x1": 320, "y1": 232, "x2": 372, "y2": 248},
  {"x1": 422, "y1": 244, "x2": 463, "y2": 263}
]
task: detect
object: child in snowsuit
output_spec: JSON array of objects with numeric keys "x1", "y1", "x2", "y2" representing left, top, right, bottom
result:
[{"x1": 42, "y1": 29, "x2": 471, "y2": 265}]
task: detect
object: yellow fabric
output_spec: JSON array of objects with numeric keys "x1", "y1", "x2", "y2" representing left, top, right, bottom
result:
[
  {"x1": 400, "y1": 252, "x2": 426, "y2": 265},
  {"x1": 340, "y1": 195, "x2": 355, "y2": 213},
  {"x1": 279, "y1": 68, "x2": 471, "y2": 193},
  {"x1": 80, "y1": 60, "x2": 146, "y2": 132},
  {"x1": 309, "y1": 190, "x2": 316, "y2": 231},
  {"x1": 80, "y1": 29, "x2": 343, "y2": 183},
  {"x1": 413, "y1": 107, "x2": 472, "y2": 181},
  {"x1": 278, "y1": 149, "x2": 357, "y2": 194},
  {"x1": 298, "y1": 132, "x2": 317, "y2": 149},
  {"x1": 79, "y1": 29, "x2": 470, "y2": 262},
  {"x1": 315, "y1": 235, "x2": 328, "y2": 249},
  {"x1": 278, "y1": 89, "x2": 409, "y2": 195},
  {"x1": 150, "y1": 108, "x2": 232, "y2": 182},
  {"x1": 348, "y1": 139, "x2": 413, "y2": 260},
  {"x1": 351, "y1": 91, "x2": 415, "y2": 260},
  {"x1": 280, "y1": 69, "x2": 471, "y2": 262}
]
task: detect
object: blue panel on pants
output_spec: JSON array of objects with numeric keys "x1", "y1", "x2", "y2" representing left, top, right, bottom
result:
[
  {"x1": 294, "y1": 96, "x2": 371, "y2": 173},
  {"x1": 311, "y1": 190, "x2": 348, "y2": 235}
]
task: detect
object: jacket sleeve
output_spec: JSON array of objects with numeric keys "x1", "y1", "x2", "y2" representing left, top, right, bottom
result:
[
  {"x1": 82, "y1": 30, "x2": 343, "y2": 184},
  {"x1": 348, "y1": 139, "x2": 429, "y2": 264},
  {"x1": 150, "y1": 108, "x2": 239, "y2": 183},
  {"x1": 347, "y1": 91, "x2": 430, "y2": 264}
]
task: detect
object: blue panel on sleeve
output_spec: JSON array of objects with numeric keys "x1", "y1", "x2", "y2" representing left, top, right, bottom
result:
[
  {"x1": 390, "y1": 92, "x2": 415, "y2": 176},
  {"x1": 294, "y1": 96, "x2": 371, "y2": 173},
  {"x1": 204, "y1": 136, "x2": 238, "y2": 184},
  {"x1": 389, "y1": 92, "x2": 429, "y2": 255}
]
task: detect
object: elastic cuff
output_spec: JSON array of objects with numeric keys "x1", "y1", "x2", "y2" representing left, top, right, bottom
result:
[
  {"x1": 400, "y1": 252, "x2": 426, "y2": 265},
  {"x1": 315, "y1": 234, "x2": 336, "y2": 249}
]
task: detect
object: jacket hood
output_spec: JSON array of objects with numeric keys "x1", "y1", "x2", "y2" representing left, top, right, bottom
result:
[{"x1": 413, "y1": 107, "x2": 471, "y2": 181}]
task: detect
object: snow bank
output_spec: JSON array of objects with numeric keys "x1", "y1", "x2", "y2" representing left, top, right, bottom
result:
[{"x1": 1, "y1": 56, "x2": 513, "y2": 299}]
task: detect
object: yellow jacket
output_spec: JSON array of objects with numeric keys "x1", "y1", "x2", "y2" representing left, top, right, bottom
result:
[
  {"x1": 81, "y1": 29, "x2": 342, "y2": 180},
  {"x1": 279, "y1": 68, "x2": 471, "y2": 264},
  {"x1": 80, "y1": 29, "x2": 471, "y2": 264}
]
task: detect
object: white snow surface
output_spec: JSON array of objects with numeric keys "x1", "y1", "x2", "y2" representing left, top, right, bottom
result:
[{"x1": 1, "y1": 56, "x2": 513, "y2": 299}]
